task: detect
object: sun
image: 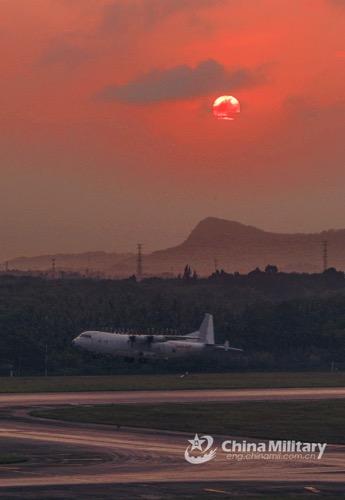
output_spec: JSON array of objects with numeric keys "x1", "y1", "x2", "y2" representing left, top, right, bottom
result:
[{"x1": 213, "y1": 95, "x2": 240, "y2": 120}]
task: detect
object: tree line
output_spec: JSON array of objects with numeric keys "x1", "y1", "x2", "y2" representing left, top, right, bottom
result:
[{"x1": 0, "y1": 269, "x2": 345, "y2": 375}]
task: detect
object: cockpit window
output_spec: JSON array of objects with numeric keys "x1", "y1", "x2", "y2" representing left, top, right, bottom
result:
[{"x1": 80, "y1": 333, "x2": 92, "y2": 338}]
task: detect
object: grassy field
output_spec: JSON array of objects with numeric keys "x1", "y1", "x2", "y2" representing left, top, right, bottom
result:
[
  {"x1": 0, "y1": 371, "x2": 345, "y2": 393},
  {"x1": 32, "y1": 400, "x2": 344, "y2": 444},
  {"x1": 0, "y1": 454, "x2": 28, "y2": 465}
]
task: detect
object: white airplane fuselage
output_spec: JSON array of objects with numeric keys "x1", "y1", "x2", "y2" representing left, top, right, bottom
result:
[
  {"x1": 73, "y1": 330, "x2": 205, "y2": 359},
  {"x1": 73, "y1": 314, "x2": 242, "y2": 361}
]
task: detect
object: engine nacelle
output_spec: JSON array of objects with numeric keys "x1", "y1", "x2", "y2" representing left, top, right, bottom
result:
[{"x1": 128, "y1": 334, "x2": 166, "y2": 345}]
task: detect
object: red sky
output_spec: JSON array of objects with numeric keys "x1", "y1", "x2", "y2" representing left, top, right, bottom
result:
[{"x1": 0, "y1": 0, "x2": 344, "y2": 259}]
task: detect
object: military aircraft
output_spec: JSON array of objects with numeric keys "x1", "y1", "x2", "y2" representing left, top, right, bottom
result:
[{"x1": 72, "y1": 313, "x2": 242, "y2": 362}]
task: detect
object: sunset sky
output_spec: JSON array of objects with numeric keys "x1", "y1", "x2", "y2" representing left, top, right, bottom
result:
[{"x1": 1, "y1": 0, "x2": 344, "y2": 260}]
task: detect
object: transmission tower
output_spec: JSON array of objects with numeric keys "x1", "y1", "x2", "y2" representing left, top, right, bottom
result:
[
  {"x1": 214, "y1": 258, "x2": 219, "y2": 273},
  {"x1": 51, "y1": 258, "x2": 56, "y2": 279},
  {"x1": 322, "y1": 240, "x2": 328, "y2": 272},
  {"x1": 137, "y1": 243, "x2": 143, "y2": 279}
]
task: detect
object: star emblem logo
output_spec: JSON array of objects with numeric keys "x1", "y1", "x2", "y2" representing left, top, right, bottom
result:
[
  {"x1": 188, "y1": 433, "x2": 205, "y2": 451},
  {"x1": 184, "y1": 434, "x2": 217, "y2": 464}
]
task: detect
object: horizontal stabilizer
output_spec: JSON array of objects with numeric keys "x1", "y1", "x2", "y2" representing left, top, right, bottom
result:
[{"x1": 212, "y1": 340, "x2": 243, "y2": 352}]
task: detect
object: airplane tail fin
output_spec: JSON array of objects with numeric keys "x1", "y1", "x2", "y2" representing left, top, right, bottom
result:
[{"x1": 198, "y1": 313, "x2": 215, "y2": 345}]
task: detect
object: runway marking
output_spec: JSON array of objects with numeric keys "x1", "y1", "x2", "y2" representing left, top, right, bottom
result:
[{"x1": 304, "y1": 486, "x2": 321, "y2": 494}]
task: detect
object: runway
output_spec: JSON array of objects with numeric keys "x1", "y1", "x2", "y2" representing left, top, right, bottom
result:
[
  {"x1": 0, "y1": 419, "x2": 344, "y2": 488},
  {"x1": 1, "y1": 386, "x2": 345, "y2": 408},
  {"x1": 0, "y1": 387, "x2": 345, "y2": 496}
]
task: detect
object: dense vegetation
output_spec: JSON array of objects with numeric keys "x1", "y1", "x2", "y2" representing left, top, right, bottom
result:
[{"x1": 0, "y1": 268, "x2": 345, "y2": 375}]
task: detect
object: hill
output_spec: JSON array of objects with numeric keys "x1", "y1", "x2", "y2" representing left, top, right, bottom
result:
[
  {"x1": 133, "y1": 217, "x2": 345, "y2": 275},
  {"x1": 6, "y1": 218, "x2": 345, "y2": 276},
  {"x1": 6, "y1": 251, "x2": 132, "y2": 276}
]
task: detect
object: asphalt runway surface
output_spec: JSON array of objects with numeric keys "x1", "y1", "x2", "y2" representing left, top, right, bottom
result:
[
  {"x1": 0, "y1": 387, "x2": 345, "y2": 497},
  {"x1": 1, "y1": 386, "x2": 345, "y2": 407},
  {"x1": 0, "y1": 419, "x2": 344, "y2": 487}
]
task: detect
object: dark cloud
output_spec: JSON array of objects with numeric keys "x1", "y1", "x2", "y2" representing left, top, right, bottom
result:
[
  {"x1": 327, "y1": 0, "x2": 345, "y2": 6},
  {"x1": 284, "y1": 95, "x2": 345, "y2": 120},
  {"x1": 101, "y1": 0, "x2": 226, "y2": 32},
  {"x1": 97, "y1": 59, "x2": 267, "y2": 104},
  {"x1": 39, "y1": 39, "x2": 91, "y2": 67}
]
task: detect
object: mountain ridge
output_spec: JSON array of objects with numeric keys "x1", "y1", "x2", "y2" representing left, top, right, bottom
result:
[{"x1": 4, "y1": 218, "x2": 345, "y2": 275}]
